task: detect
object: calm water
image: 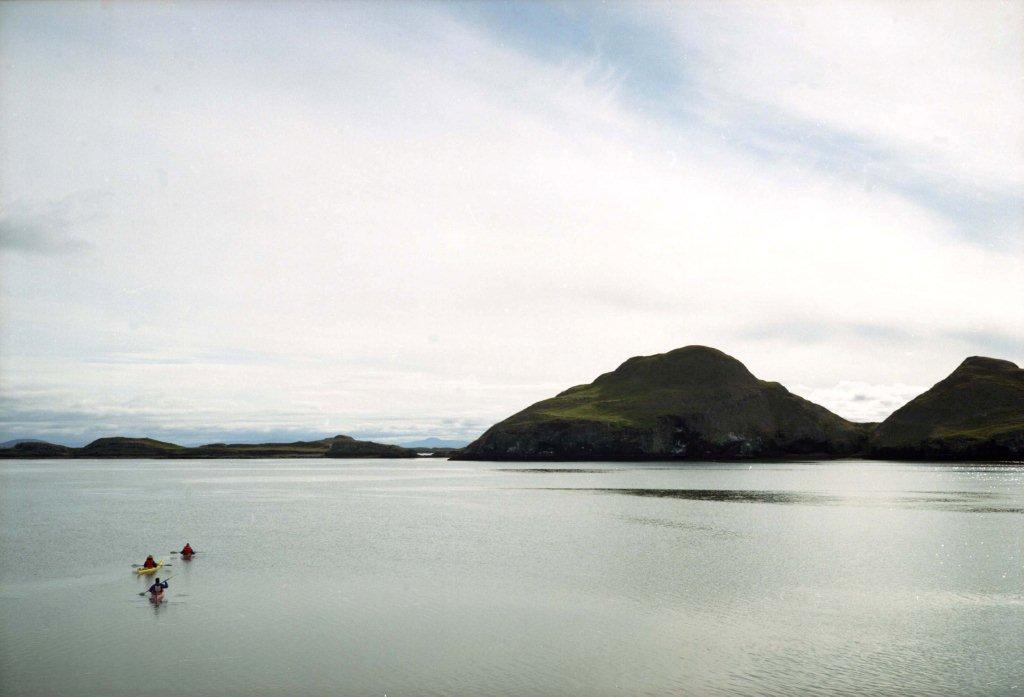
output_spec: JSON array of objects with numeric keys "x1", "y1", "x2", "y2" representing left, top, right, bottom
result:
[{"x1": 1, "y1": 459, "x2": 1022, "y2": 696}]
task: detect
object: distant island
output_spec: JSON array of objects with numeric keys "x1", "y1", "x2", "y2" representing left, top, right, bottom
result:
[
  {"x1": 3, "y1": 346, "x2": 1021, "y2": 462},
  {"x1": 0, "y1": 439, "x2": 49, "y2": 449},
  {"x1": 0, "y1": 434, "x2": 456, "y2": 459},
  {"x1": 398, "y1": 437, "x2": 471, "y2": 449}
]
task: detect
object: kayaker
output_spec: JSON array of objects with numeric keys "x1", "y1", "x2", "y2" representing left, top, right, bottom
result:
[
  {"x1": 142, "y1": 555, "x2": 158, "y2": 569},
  {"x1": 180, "y1": 543, "x2": 194, "y2": 555},
  {"x1": 148, "y1": 577, "x2": 168, "y2": 597}
]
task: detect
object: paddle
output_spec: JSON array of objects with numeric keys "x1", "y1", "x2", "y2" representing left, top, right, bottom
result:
[
  {"x1": 170, "y1": 550, "x2": 199, "y2": 555},
  {"x1": 138, "y1": 576, "x2": 173, "y2": 596},
  {"x1": 132, "y1": 563, "x2": 172, "y2": 568}
]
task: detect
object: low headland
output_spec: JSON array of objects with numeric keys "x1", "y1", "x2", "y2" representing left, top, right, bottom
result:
[
  {"x1": 0, "y1": 434, "x2": 455, "y2": 459},
  {"x1": 3, "y1": 346, "x2": 1021, "y2": 462}
]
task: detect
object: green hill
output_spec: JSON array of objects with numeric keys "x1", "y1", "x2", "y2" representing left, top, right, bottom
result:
[
  {"x1": 0, "y1": 441, "x2": 74, "y2": 458},
  {"x1": 869, "y1": 356, "x2": 1024, "y2": 460},
  {"x1": 323, "y1": 435, "x2": 415, "y2": 458},
  {"x1": 78, "y1": 437, "x2": 186, "y2": 458},
  {"x1": 457, "y1": 346, "x2": 869, "y2": 460},
  {"x1": 192, "y1": 436, "x2": 357, "y2": 458}
]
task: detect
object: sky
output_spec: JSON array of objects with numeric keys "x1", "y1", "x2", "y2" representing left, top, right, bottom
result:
[{"x1": 0, "y1": 0, "x2": 1021, "y2": 446}]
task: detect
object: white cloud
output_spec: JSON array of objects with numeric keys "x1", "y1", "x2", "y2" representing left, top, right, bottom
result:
[
  {"x1": 0, "y1": 2, "x2": 1020, "y2": 442},
  {"x1": 793, "y1": 381, "x2": 927, "y2": 423},
  {"x1": 656, "y1": 1, "x2": 1024, "y2": 193},
  {"x1": 0, "y1": 193, "x2": 107, "y2": 255}
]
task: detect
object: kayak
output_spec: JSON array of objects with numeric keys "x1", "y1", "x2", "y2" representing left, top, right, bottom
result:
[
  {"x1": 136, "y1": 561, "x2": 163, "y2": 575},
  {"x1": 136, "y1": 560, "x2": 164, "y2": 575},
  {"x1": 181, "y1": 552, "x2": 194, "y2": 561},
  {"x1": 149, "y1": 590, "x2": 165, "y2": 604}
]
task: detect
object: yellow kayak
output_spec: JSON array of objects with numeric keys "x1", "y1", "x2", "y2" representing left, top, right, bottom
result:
[{"x1": 136, "y1": 560, "x2": 164, "y2": 575}]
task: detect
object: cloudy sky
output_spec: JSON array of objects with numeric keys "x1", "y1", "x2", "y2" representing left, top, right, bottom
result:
[{"x1": 1, "y1": 1, "x2": 1021, "y2": 446}]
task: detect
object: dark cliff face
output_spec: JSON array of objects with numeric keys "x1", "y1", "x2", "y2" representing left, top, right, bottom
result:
[
  {"x1": 457, "y1": 346, "x2": 868, "y2": 461},
  {"x1": 869, "y1": 356, "x2": 1024, "y2": 460}
]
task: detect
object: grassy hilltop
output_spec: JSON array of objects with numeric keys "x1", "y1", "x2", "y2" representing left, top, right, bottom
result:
[
  {"x1": 869, "y1": 356, "x2": 1024, "y2": 460},
  {"x1": 457, "y1": 346, "x2": 870, "y2": 461}
]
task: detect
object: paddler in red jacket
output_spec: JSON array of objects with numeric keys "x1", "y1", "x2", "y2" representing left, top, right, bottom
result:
[
  {"x1": 180, "y1": 543, "x2": 194, "y2": 556},
  {"x1": 142, "y1": 555, "x2": 158, "y2": 569}
]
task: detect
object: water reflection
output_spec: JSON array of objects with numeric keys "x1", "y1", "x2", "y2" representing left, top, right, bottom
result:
[
  {"x1": 498, "y1": 468, "x2": 610, "y2": 473},
  {"x1": 619, "y1": 515, "x2": 748, "y2": 537},
  {"x1": 540, "y1": 487, "x2": 1024, "y2": 513}
]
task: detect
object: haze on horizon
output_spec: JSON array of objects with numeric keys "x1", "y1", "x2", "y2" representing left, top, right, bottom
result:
[{"x1": 1, "y1": 1, "x2": 1021, "y2": 446}]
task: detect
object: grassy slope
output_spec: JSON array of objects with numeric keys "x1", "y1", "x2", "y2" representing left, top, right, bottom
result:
[
  {"x1": 79, "y1": 437, "x2": 186, "y2": 456},
  {"x1": 194, "y1": 439, "x2": 336, "y2": 457},
  {"x1": 872, "y1": 357, "x2": 1024, "y2": 450},
  {"x1": 504, "y1": 346, "x2": 857, "y2": 434},
  {"x1": 466, "y1": 346, "x2": 864, "y2": 457}
]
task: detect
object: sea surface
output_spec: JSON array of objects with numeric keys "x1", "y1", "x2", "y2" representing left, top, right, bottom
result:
[{"x1": 1, "y1": 458, "x2": 1022, "y2": 696}]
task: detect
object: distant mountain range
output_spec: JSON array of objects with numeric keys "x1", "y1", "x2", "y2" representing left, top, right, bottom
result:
[
  {"x1": 3, "y1": 347, "x2": 1021, "y2": 461},
  {"x1": 399, "y1": 437, "x2": 471, "y2": 449},
  {"x1": 0, "y1": 439, "x2": 50, "y2": 448}
]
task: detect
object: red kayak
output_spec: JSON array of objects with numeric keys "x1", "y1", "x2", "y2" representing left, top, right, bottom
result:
[{"x1": 149, "y1": 590, "x2": 165, "y2": 604}]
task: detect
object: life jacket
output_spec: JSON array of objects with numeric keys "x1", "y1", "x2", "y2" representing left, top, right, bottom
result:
[
  {"x1": 181, "y1": 545, "x2": 194, "y2": 555},
  {"x1": 143, "y1": 557, "x2": 157, "y2": 568}
]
